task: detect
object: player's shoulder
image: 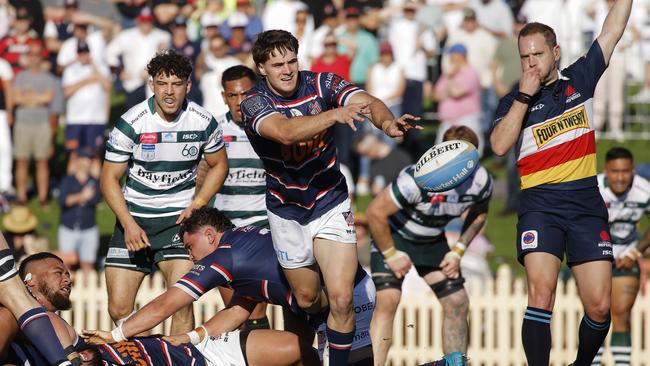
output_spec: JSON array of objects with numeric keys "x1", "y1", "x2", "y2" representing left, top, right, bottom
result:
[
  {"x1": 185, "y1": 100, "x2": 215, "y2": 125},
  {"x1": 597, "y1": 173, "x2": 606, "y2": 186},
  {"x1": 632, "y1": 175, "x2": 650, "y2": 197},
  {"x1": 471, "y1": 165, "x2": 492, "y2": 186},
  {"x1": 120, "y1": 99, "x2": 152, "y2": 127}
]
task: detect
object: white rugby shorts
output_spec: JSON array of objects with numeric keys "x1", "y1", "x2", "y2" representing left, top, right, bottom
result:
[
  {"x1": 267, "y1": 198, "x2": 357, "y2": 269},
  {"x1": 194, "y1": 330, "x2": 246, "y2": 366}
]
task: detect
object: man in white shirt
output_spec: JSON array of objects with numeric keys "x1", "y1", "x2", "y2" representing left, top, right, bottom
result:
[
  {"x1": 61, "y1": 40, "x2": 111, "y2": 160},
  {"x1": 470, "y1": 0, "x2": 513, "y2": 38},
  {"x1": 56, "y1": 20, "x2": 106, "y2": 73},
  {"x1": 106, "y1": 7, "x2": 170, "y2": 109}
]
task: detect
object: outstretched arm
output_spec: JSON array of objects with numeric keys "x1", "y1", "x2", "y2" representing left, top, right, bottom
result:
[{"x1": 596, "y1": 0, "x2": 633, "y2": 64}]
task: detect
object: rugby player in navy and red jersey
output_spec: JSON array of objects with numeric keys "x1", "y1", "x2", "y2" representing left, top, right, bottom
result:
[
  {"x1": 238, "y1": 29, "x2": 420, "y2": 365},
  {"x1": 490, "y1": 1, "x2": 633, "y2": 365}
]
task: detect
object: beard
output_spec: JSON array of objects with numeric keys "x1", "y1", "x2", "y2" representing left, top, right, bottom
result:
[{"x1": 39, "y1": 282, "x2": 72, "y2": 310}]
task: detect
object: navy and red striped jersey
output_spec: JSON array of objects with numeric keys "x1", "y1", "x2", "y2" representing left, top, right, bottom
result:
[
  {"x1": 240, "y1": 71, "x2": 363, "y2": 224},
  {"x1": 174, "y1": 226, "x2": 299, "y2": 312},
  {"x1": 98, "y1": 337, "x2": 206, "y2": 366}
]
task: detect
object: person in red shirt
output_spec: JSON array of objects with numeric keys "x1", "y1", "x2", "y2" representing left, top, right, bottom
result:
[
  {"x1": 311, "y1": 33, "x2": 352, "y2": 81},
  {"x1": 0, "y1": 7, "x2": 47, "y2": 75}
]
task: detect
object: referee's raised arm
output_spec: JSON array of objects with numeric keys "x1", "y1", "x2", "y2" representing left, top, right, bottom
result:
[{"x1": 596, "y1": 0, "x2": 633, "y2": 65}]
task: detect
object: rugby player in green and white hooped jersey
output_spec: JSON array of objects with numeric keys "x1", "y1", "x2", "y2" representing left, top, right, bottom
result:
[
  {"x1": 367, "y1": 126, "x2": 492, "y2": 366},
  {"x1": 196, "y1": 65, "x2": 271, "y2": 331},
  {"x1": 100, "y1": 50, "x2": 229, "y2": 336},
  {"x1": 592, "y1": 147, "x2": 650, "y2": 366}
]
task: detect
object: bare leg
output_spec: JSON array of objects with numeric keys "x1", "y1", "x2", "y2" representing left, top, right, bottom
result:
[
  {"x1": 15, "y1": 159, "x2": 28, "y2": 203},
  {"x1": 158, "y1": 259, "x2": 195, "y2": 334},
  {"x1": 244, "y1": 329, "x2": 320, "y2": 366},
  {"x1": 35, "y1": 159, "x2": 49, "y2": 204},
  {"x1": 105, "y1": 266, "x2": 146, "y2": 325},
  {"x1": 424, "y1": 271, "x2": 469, "y2": 354},
  {"x1": 369, "y1": 284, "x2": 401, "y2": 366}
]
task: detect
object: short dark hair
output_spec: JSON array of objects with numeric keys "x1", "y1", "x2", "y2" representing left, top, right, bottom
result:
[
  {"x1": 518, "y1": 22, "x2": 557, "y2": 49},
  {"x1": 19, "y1": 252, "x2": 64, "y2": 280},
  {"x1": 179, "y1": 207, "x2": 235, "y2": 237},
  {"x1": 146, "y1": 49, "x2": 193, "y2": 80},
  {"x1": 605, "y1": 147, "x2": 634, "y2": 163},
  {"x1": 252, "y1": 30, "x2": 299, "y2": 66},
  {"x1": 221, "y1": 65, "x2": 258, "y2": 88},
  {"x1": 442, "y1": 126, "x2": 480, "y2": 149}
]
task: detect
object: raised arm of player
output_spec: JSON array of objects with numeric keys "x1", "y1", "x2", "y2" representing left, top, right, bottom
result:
[
  {"x1": 177, "y1": 149, "x2": 229, "y2": 224},
  {"x1": 367, "y1": 186, "x2": 412, "y2": 279},
  {"x1": 347, "y1": 91, "x2": 421, "y2": 138},
  {"x1": 100, "y1": 161, "x2": 150, "y2": 251},
  {"x1": 596, "y1": 0, "x2": 633, "y2": 64}
]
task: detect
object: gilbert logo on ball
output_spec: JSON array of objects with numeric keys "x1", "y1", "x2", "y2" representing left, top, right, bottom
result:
[{"x1": 414, "y1": 140, "x2": 479, "y2": 192}]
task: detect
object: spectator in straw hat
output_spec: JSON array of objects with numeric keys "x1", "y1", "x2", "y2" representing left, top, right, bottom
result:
[{"x1": 2, "y1": 205, "x2": 39, "y2": 259}]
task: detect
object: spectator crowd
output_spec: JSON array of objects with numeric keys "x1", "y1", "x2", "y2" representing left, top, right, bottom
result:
[{"x1": 1, "y1": 0, "x2": 650, "y2": 273}]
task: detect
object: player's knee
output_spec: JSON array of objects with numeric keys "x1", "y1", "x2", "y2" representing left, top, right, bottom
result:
[
  {"x1": 294, "y1": 288, "x2": 321, "y2": 310},
  {"x1": 527, "y1": 284, "x2": 556, "y2": 310},
  {"x1": 375, "y1": 292, "x2": 401, "y2": 316},
  {"x1": 327, "y1": 288, "x2": 354, "y2": 315},
  {"x1": 585, "y1": 300, "x2": 610, "y2": 322},
  {"x1": 441, "y1": 291, "x2": 469, "y2": 317},
  {"x1": 108, "y1": 302, "x2": 133, "y2": 323}
]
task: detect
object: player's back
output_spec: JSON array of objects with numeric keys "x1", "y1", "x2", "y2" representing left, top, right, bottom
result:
[{"x1": 97, "y1": 337, "x2": 206, "y2": 366}]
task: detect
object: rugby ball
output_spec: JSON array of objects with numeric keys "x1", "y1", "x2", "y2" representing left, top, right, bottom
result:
[{"x1": 413, "y1": 140, "x2": 479, "y2": 192}]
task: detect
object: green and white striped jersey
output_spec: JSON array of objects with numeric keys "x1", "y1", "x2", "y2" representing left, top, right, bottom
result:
[
  {"x1": 598, "y1": 173, "x2": 650, "y2": 246},
  {"x1": 105, "y1": 97, "x2": 224, "y2": 218},
  {"x1": 213, "y1": 113, "x2": 268, "y2": 227},
  {"x1": 388, "y1": 165, "x2": 493, "y2": 243}
]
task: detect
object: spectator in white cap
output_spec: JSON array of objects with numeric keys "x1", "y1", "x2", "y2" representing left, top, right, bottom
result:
[
  {"x1": 196, "y1": 35, "x2": 241, "y2": 118},
  {"x1": 220, "y1": 0, "x2": 263, "y2": 42},
  {"x1": 56, "y1": 19, "x2": 107, "y2": 74},
  {"x1": 225, "y1": 11, "x2": 253, "y2": 63},
  {"x1": 105, "y1": 6, "x2": 171, "y2": 109}
]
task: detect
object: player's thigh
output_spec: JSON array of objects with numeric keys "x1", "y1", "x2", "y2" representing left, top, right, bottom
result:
[
  {"x1": 313, "y1": 237, "x2": 358, "y2": 298},
  {"x1": 516, "y1": 211, "x2": 566, "y2": 265},
  {"x1": 104, "y1": 267, "x2": 146, "y2": 311},
  {"x1": 565, "y1": 213, "x2": 613, "y2": 265},
  {"x1": 611, "y1": 274, "x2": 639, "y2": 316},
  {"x1": 571, "y1": 259, "x2": 612, "y2": 309},
  {"x1": 267, "y1": 210, "x2": 316, "y2": 269},
  {"x1": 158, "y1": 259, "x2": 194, "y2": 288},
  {"x1": 244, "y1": 330, "x2": 311, "y2": 366}
]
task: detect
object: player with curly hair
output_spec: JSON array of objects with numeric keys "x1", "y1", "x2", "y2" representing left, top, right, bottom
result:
[{"x1": 100, "y1": 49, "x2": 229, "y2": 335}]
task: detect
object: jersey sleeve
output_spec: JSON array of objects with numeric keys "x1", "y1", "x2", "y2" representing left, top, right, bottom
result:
[
  {"x1": 203, "y1": 117, "x2": 224, "y2": 154},
  {"x1": 104, "y1": 118, "x2": 137, "y2": 163},
  {"x1": 240, "y1": 93, "x2": 280, "y2": 136},
  {"x1": 318, "y1": 72, "x2": 363, "y2": 107},
  {"x1": 389, "y1": 167, "x2": 423, "y2": 209},
  {"x1": 476, "y1": 171, "x2": 494, "y2": 204},
  {"x1": 492, "y1": 91, "x2": 516, "y2": 131},
  {"x1": 562, "y1": 41, "x2": 607, "y2": 97},
  {"x1": 174, "y1": 251, "x2": 234, "y2": 300}
]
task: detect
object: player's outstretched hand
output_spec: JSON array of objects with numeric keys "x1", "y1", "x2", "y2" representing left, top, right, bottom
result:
[
  {"x1": 82, "y1": 330, "x2": 114, "y2": 345},
  {"x1": 334, "y1": 101, "x2": 371, "y2": 131},
  {"x1": 382, "y1": 114, "x2": 422, "y2": 138},
  {"x1": 440, "y1": 252, "x2": 461, "y2": 279},
  {"x1": 385, "y1": 250, "x2": 413, "y2": 279},
  {"x1": 124, "y1": 222, "x2": 150, "y2": 252},
  {"x1": 163, "y1": 333, "x2": 191, "y2": 346}
]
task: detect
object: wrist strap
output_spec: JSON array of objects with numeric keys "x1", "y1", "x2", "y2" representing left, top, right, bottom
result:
[
  {"x1": 453, "y1": 242, "x2": 466, "y2": 257},
  {"x1": 186, "y1": 330, "x2": 200, "y2": 345},
  {"x1": 111, "y1": 324, "x2": 127, "y2": 342},
  {"x1": 515, "y1": 92, "x2": 532, "y2": 105},
  {"x1": 382, "y1": 247, "x2": 397, "y2": 259}
]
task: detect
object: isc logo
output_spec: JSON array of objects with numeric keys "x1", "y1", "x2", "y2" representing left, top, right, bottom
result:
[{"x1": 183, "y1": 133, "x2": 198, "y2": 140}]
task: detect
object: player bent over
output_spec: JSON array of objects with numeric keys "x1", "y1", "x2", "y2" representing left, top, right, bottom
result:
[
  {"x1": 239, "y1": 29, "x2": 420, "y2": 365},
  {"x1": 368, "y1": 126, "x2": 491, "y2": 365},
  {"x1": 591, "y1": 147, "x2": 650, "y2": 366},
  {"x1": 0, "y1": 233, "x2": 72, "y2": 366},
  {"x1": 490, "y1": 1, "x2": 632, "y2": 364}
]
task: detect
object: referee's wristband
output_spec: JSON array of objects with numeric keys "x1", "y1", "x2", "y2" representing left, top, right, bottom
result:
[{"x1": 515, "y1": 92, "x2": 533, "y2": 105}]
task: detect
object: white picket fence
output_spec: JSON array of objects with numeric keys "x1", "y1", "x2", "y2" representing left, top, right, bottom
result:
[{"x1": 60, "y1": 265, "x2": 650, "y2": 365}]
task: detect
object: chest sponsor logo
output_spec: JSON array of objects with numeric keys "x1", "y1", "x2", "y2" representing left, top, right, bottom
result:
[
  {"x1": 162, "y1": 132, "x2": 176, "y2": 142},
  {"x1": 227, "y1": 169, "x2": 266, "y2": 183},
  {"x1": 531, "y1": 106, "x2": 589, "y2": 148},
  {"x1": 565, "y1": 84, "x2": 582, "y2": 103},
  {"x1": 140, "y1": 133, "x2": 158, "y2": 144},
  {"x1": 179, "y1": 132, "x2": 202, "y2": 142},
  {"x1": 521, "y1": 230, "x2": 538, "y2": 250},
  {"x1": 141, "y1": 144, "x2": 155, "y2": 161},
  {"x1": 135, "y1": 168, "x2": 192, "y2": 185}
]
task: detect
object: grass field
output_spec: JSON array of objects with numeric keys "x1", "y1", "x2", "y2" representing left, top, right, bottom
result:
[{"x1": 3, "y1": 134, "x2": 649, "y2": 276}]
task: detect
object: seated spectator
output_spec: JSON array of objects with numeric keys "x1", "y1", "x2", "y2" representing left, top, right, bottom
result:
[
  {"x1": 61, "y1": 40, "x2": 111, "y2": 163},
  {"x1": 2, "y1": 205, "x2": 39, "y2": 261},
  {"x1": 433, "y1": 43, "x2": 483, "y2": 156},
  {"x1": 197, "y1": 35, "x2": 241, "y2": 117},
  {"x1": 311, "y1": 33, "x2": 352, "y2": 81},
  {"x1": 366, "y1": 41, "x2": 405, "y2": 119},
  {"x1": 354, "y1": 132, "x2": 412, "y2": 196},
  {"x1": 11, "y1": 42, "x2": 58, "y2": 206},
  {"x1": 57, "y1": 148, "x2": 101, "y2": 278}
]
